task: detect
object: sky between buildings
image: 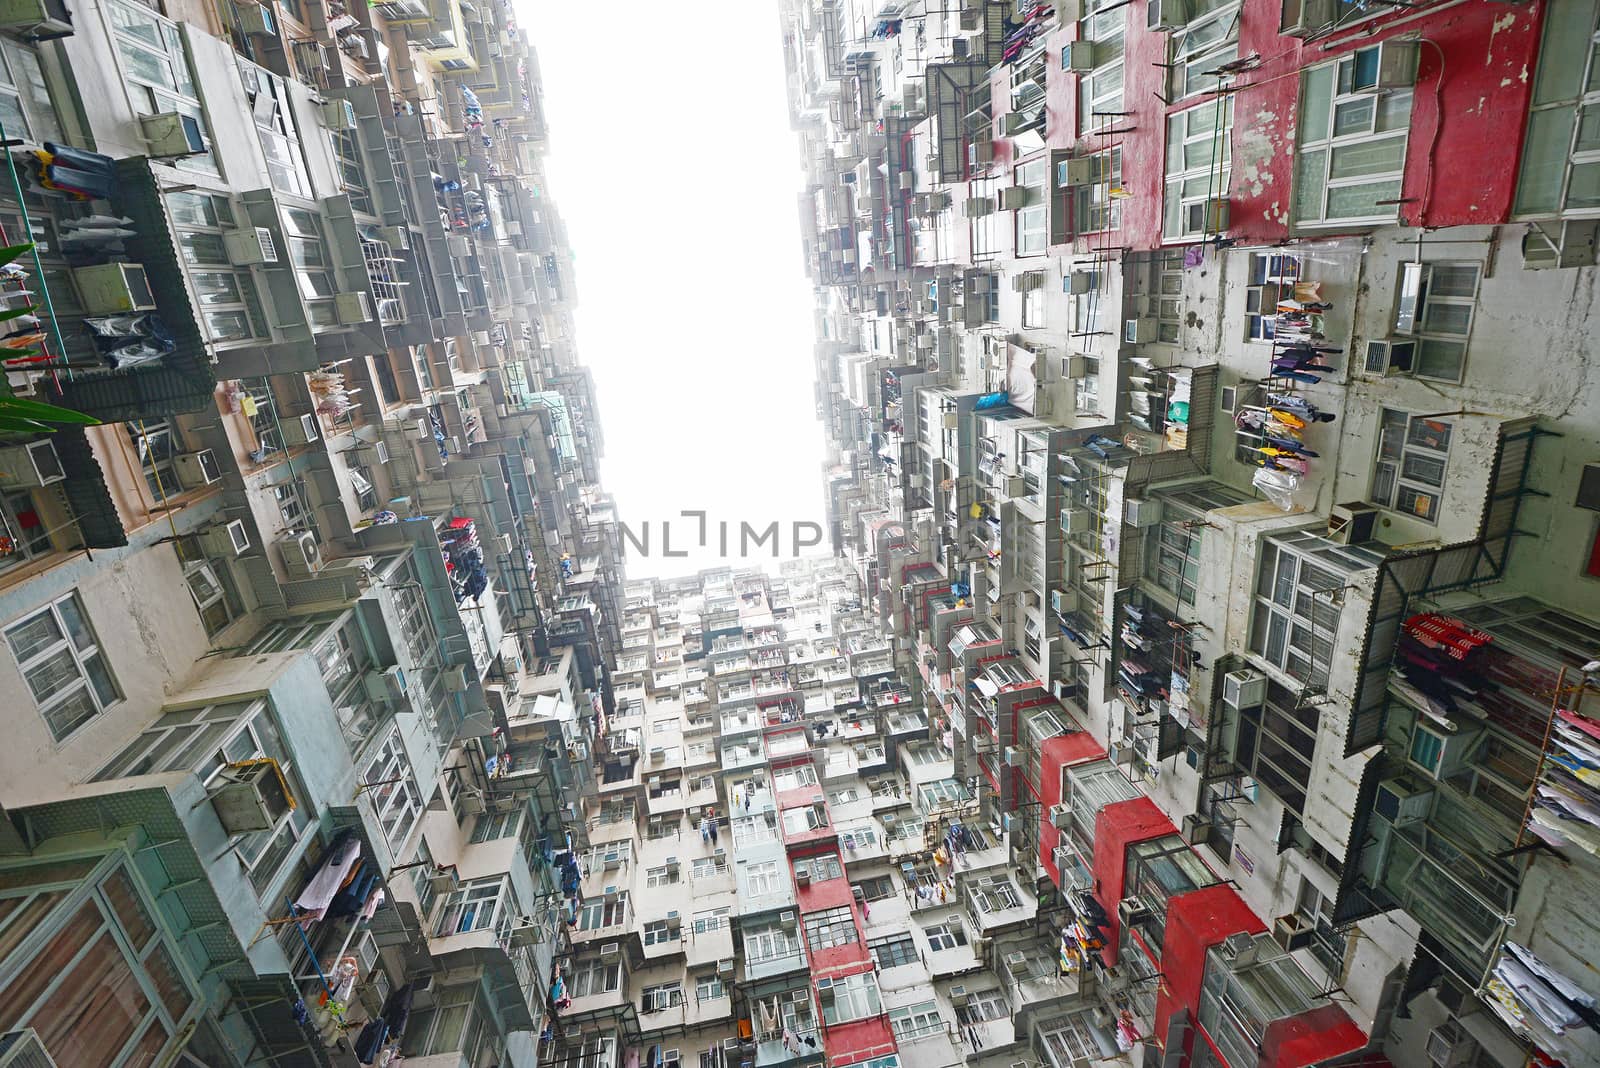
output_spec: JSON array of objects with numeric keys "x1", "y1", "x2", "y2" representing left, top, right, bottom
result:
[{"x1": 520, "y1": 1, "x2": 828, "y2": 579}]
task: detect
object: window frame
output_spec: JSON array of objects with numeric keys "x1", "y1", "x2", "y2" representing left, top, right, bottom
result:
[
  {"x1": 5, "y1": 592, "x2": 122, "y2": 741},
  {"x1": 1369, "y1": 409, "x2": 1454, "y2": 523},
  {"x1": 1293, "y1": 48, "x2": 1414, "y2": 227}
]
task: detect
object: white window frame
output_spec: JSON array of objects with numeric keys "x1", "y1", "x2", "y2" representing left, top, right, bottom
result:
[
  {"x1": 5, "y1": 592, "x2": 121, "y2": 740},
  {"x1": 1515, "y1": 3, "x2": 1600, "y2": 218},
  {"x1": 1293, "y1": 48, "x2": 1413, "y2": 227},
  {"x1": 1075, "y1": 2, "x2": 1124, "y2": 136},
  {"x1": 1395, "y1": 261, "x2": 1480, "y2": 382},
  {"x1": 1164, "y1": 98, "x2": 1233, "y2": 241},
  {"x1": 365, "y1": 726, "x2": 423, "y2": 853},
  {"x1": 821, "y1": 972, "x2": 881, "y2": 1025},
  {"x1": 1370, "y1": 409, "x2": 1453, "y2": 524},
  {"x1": 646, "y1": 862, "x2": 681, "y2": 888},
  {"x1": 433, "y1": 875, "x2": 510, "y2": 937},
  {"x1": 1168, "y1": 3, "x2": 1240, "y2": 102},
  {"x1": 1014, "y1": 158, "x2": 1049, "y2": 256},
  {"x1": 745, "y1": 859, "x2": 781, "y2": 896},
  {"x1": 923, "y1": 920, "x2": 967, "y2": 951}
]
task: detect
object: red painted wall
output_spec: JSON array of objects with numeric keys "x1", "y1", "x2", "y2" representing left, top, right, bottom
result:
[
  {"x1": 1262, "y1": 1003, "x2": 1370, "y2": 1068},
  {"x1": 821, "y1": 1017, "x2": 896, "y2": 1068},
  {"x1": 1153, "y1": 884, "x2": 1266, "y2": 1049},
  {"x1": 1090, "y1": 796, "x2": 1174, "y2": 965},
  {"x1": 1037, "y1": 731, "x2": 1106, "y2": 886}
]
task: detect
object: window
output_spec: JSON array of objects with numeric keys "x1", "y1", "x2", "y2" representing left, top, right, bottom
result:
[
  {"x1": 1164, "y1": 98, "x2": 1233, "y2": 240},
  {"x1": 782, "y1": 804, "x2": 829, "y2": 835},
  {"x1": 969, "y1": 874, "x2": 1021, "y2": 913},
  {"x1": 1371, "y1": 410, "x2": 1453, "y2": 523},
  {"x1": 1145, "y1": 518, "x2": 1202, "y2": 607},
  {"x1": 365, "y1": 727, "x2": 423, "y2": 853},
  {"x1": 0, "y1": 40, "x2": 59, "y2": 143},
  {"x1": 642, "y1": 982, "x2": 683, "y2": 1011},
  {"x1": 646, "y1": 815, "x2": 680, "y2": 840},
  {"x1": 598, "y1": 800, "x2": 637, "y2": 826},
  {"x1": 1073, "y1": 148, "x2": 1122, "y2": 234},
  {"x1": 125, "y1": 419, "x2": 181, "y2": 501},
  {"x1": 891, "y1": 1002, "x2": 943, "y2": 1042},
  {"x1": 1229, "y1": 676, "x2": 1320, "y2": 814},
  {"x1": 568, "y1": 958, "x2": 622, "y2": 997},
  {"x1": 1294, "y1": 48, "x2": 1413, "y2": 225},
  {"x1": 470, "y1": 807, "x2": 521, "y2": 843},
  {"x1": 331, "y1": 128, "x2": 372, "y2": 214},
  {"x1": 643, "y1": 920, "x2": 678, "y2": 947},
  {"x1": 804, "y1": 906, "x2": 858, "y2": 950},
  {"x1": 6, "y1": 593, "x2": 119, "y2": 739},
  {"x1": 182, "y1": 553, "x2": 244, "y2": 638},
  {"x1": 869, "y1": 933, "x2": 918, "y2": 969},
  {"x1": 108, "y1": 1, "x2": 215, "y2": 173},
  {"x1": 917, "y1": 777, "x2": 968, "y2": 809},
  {"x1": 0, "y1": 487, "x2": 60, "y2": 575},
  {"x1": 240, "y1": 62, "x2": 310, "y2": 196},
  {"x1": 774, "y1": 762, "x2": 818, "y2": 791},
  {"x1": 799, "y1": 854, "x2": 843, "y2": 882},
  {"x1": 403, "y1": 984, "x2": 492, "y2": 1063},
  {"x1": 733, "y1": 812, "x2": 778, "y2": 845},
  {"x1": 696, "y1": 973, "x2": 726, "y2": 1002},
  {"x1": 350, "y1": 464, "x2": 378, "y2": 512},
  {"x1": 1249, "y1": 533, "x2": 1378, "y2": 688},
  {"x1": 692, "y1": 906, "x2": 730, "y2": 935},
  {"x1": 853, "y1": 874, "x2": 896, "y2": 902},
  {"x1": 839, "y1": 824, "x2": 879, "y2": 852},
  {"x1": 1014, "y1": 158, "x2": 1049, "y2": 256},
  {"x1": 743, "y1": 924, "x2": 797, "y2": 963},
  {"x1": 691, "y1": 855, "x2": 728, "y2": 880},
  {"x1": 1244, "y1": 252, "x2": 1302, "y2": 342},
  {"x1": 1075, "y1": 1, "x2": 1124, "y2": 137},
  {"x1": 1168, "y1": 2, "x2": 1239, "y2": 100},
  {"x1": 1395, "y1": 262, "x2": 1480, "y2": 382},
  {"x1": 433, "y1": 876, "x2": 509, "y2": 937},
  {"x1": 283, "y1": 207, "x2": 338, "y2": 327},
  {"x1": 830, "y1": 786, "x2": 861, "y2": 806},
  {"x1": 744, "y1": 860, "x2": 782, "y2": 896},
  {"x1": 0, "y1": 859, "x2": 198, "y2": 1066},
  {"x1": 646, "y1": 863, "x2": 681, "y2": 888},
  {"x1": 409, "y1": 838, "x2": 438, "y2": 919},
  {"x1": 576, "y1": 894, "x2": 628, "y2": 931},
  {"x1": 923, "y1": 920, "x2": 967, "y2": 951},
  {"x1": 168, "y1": 193, "x2": 268, "y2": 343},
  {"x1": 1516, "y1": 0, "x2": 1600, "y2": 216},
  {"x1": 820, "y1": 972, "x2": 881, "y2": 1025},
  {"x1": 957, "y1": 988, "x2": 1009, "y2": 1025},
  {"x1": 1295, "y1": 877, "x2": 1348, "y2": 977}
]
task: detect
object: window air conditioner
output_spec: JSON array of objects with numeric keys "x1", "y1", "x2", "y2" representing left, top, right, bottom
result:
[
  {"x1": 1351, "y1": 40, "x2": 1418, "y2": 92},
  {"x1": 1147, "y1": 0, "x2": 1187, "y2": 30},
  {"x1": 335, "y1": 291, "x2": 374, "y2": 324},
  {"x1": 1050, "y1": 804, "x2": 1072, "y2": 829},
  {"x1": 1279, "y1": 0, "x2": 1334, "y2": 38},
  {"x1": 1124, "y1": 317, "x2": 1157, "y2": 344},
  {"x1": 209, "y1": 758, "x2": 296, "y2": 833},
  {"x1": 779, "y1": 910, "x2": 797, "y2": 929},
  {"x1": 279, "y1": 412, "x2": 321, "y2": 447},
  {"x1": 1271, "y1": 913, "x2": 1314, "y2": 952},
  {"x1": 1362, "y1": 338, "x2": 1416, "y2": 376},
  {"x1": 224, "y1": 226, "x2": 279, "y2": 266},
  {"x1": 277, "y1": 530, "x2": 322, "y2": 579},
  {"x1": 718, "y1": 957, "x2": 735, "y2": 976},
  {"x1": 1001, "y1": 185, "x2": 1033, "y2": 210},
  {"x1": 377, "y1": 224, "x2": 409, "y2": 249},
  {"x1": 173, "y1": 448, "x2": 223, "y2": 488},
  {"x1": 139, "y1": 111, "x2": 206, "y2": 158},
  {"x1": 1221, "y1": 669, "x2": 1266, "y2": 709},
  {"x1": 199, "y1": 518, "x2": 251, "y2": 557},
  {"x1": 1066, "y1": 40, "x2": 1096, "y2": 72},
  {"x1": 968, "y1": 139, "x2": 995, "y2": 167},
  {"x1": 1180, "y1": 813, "x2": 1210, "y2": 846},
  {"x1": 1060, "y1": 508, "x2": 1090, "y2": 535},
  {"x1": 320, "y1": 98, "x2": 357, "y2": 129},
  {"x1": 0, "y1": 439, "x2": 64, "y2": 489},
  {"x1": 964, "y1": 197, "x2": 993, "y2": 219},
  {"x1": 359, "y1": 440, "x2": 391, "y2": 465},
  {"x1": 363, "y1": 665, "x2": 408, "y2": 704},
  {"x1": 1373, "y1": 776, "x2": 1434, "y2": 826},
  {"x1": 600, "y1": 942, "x2": 620, "y2": 958},
  {"x1": 443, "y1": 664, "x2": 470, "y2": 692},
  {"x1": 1327, "y1": 502, "x2": 1380, "y2": 544},
  {"x1": 1117, "y1": 898, "x2": 1150, "y2": 927},
  {"x1": 794, "y1": 864, "x2": 811, "y2": 886},
  {"x1": 0, "y1": 0, "x2": 71, "y2": 36},
  {"x1": 949, "y1": 985, "x2": 969, "y2": 1006},
  {"x1": 1057, "y1": 157, "x2": 1092, "y2": 187},
  {"x1": 71, "y1": 262, "x2": 155, "y2": 315},
  {"x1": 1067, "y1": 270, "x2": 1095, "y2": 295},
  {"x1": 447, "y1": 234, "x2": 471, "y2": 257},
  {"x1": 235, "y1": 2, "x2": 274, "y2": 35},
  {"x1": 0, "y1": 1029, "x2": 60, "y2": 1068},
  {"x1": 1123, "y1": 498, "x2": 1163, "y2": 528}
]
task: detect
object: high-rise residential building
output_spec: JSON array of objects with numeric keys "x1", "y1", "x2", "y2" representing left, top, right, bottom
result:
[
  {"x1": 3, "y1": 4, "x2": 1600, "y2": 1068},
  {"x1": 780, "y1": 3, "x2": 1600, "y2": 1068}
]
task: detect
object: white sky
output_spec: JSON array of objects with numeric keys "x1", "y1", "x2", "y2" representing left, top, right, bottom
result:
[{"x1": 519, "y1": 2, "x2": 827, "y2": 579}]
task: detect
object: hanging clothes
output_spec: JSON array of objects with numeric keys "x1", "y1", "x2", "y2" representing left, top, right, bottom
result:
[{"x1": 295, "y1": 832, "x2": 360, "y2": 914}]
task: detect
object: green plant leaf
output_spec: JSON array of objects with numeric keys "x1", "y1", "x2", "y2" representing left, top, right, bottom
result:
[
  {"x1": 0, "y1": 305, "x2": 35, "y2": 323},
  {"x1": 0, "y1": 416, "x2": 50, "y2": 434},
  {"x1": 0, "y1": 396, "x2": 99, "y2": 425},
  {"x1": 0, "y1": 243, "x2": 34, "y2": 267}
]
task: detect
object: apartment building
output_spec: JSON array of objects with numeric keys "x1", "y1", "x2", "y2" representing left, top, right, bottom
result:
[
  {"x1": 0, "y1": 0, "x2": 623, "y2": 1065},
  {"x1": 782, "y1": 2, "x2": 1600, "y2": 1068}
]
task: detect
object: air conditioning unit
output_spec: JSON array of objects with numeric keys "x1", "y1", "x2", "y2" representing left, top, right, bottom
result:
[
  {"x1": 1327, "y1": 502, "x2": 1380, "y2": 544},
  {"x1": 224, "y1": 226, "x2": 279, "y2": 266},
  {"x1": 1186, "y1": 198, "x2": 1230, "y2": 233},
  {"x1": 1220, "y1": 931, "x2": 1260, "y2": 967},
  {"x1": 1066, "y1": 40, "x2": 1096, "y2": 72},
  {"x1": 1124, "y1": 317, "x2": 1157, "y2": 344},
  {"x1": 942, "y1": 411, "x2": 961, "y2": 430},
  {"x1": 1057, "y1": 157, "x2": 1093, "y2": 188},
  {"x1": 1374, "y1": 776, "x2": 1434, "y2": 827},
  {"x1": 1060, "y1": 508, "x2": 1090, "y2": 535},
  {"x1": 968, "y1": 139, "x2": 995, "y2": 167},
  {"x1": 1001, "y1": 186, "x2": 1033, "y2": 210},
  {"x1": 1180, "y1": 813, "x2": 1211, "y2": 846},
  {"x1": 426, "y1": 867, "x2": 459, "y2": 894},
  {"x1": 0, "y1": 439, "x2": 64, "y2": 489},
  {"x1": 779, "y1": 910, "x2": 797, "y2": 929},
  {"x1": 1124, "y1": 498, "x2": 1163, "y2": 528},
  {"x1": 1061, "y1": 355, "x2": 1091, "y2": 379},
  {"x1": 1004, "y1": 950, "x2": 1029, "y2": 975},
  {"x1": 794, "y1": 863, "x2": 811, "y2": 886},
  {"x1": 1222, "y1": 669, "x2": 1266, "y2": 709},
  {"x1": 443, "y1": 664, "x2": 470, "y2": 692},
  {"x1": 235, "y1": 2, "x2": 274, "y2": 35},
  {"x1": 0, "y1": 1030, "x2": 59, "y2": 1068},
  {"x1": 964, "y1": 197, "x2": 993, "y2": 219},
  {"x1": 173, "y1": 449, "x2": 223, "y2": 488},
  {"x1": 71, "y1": 262, "x2": 155, "y2": 314},
  {"x1": 1522, "y1": 219, "x2": 1600, "y2": 270},
  {"x1": 277, "y1": 530, "x2": 321, "y2": 579},
  {"x1": 209, "y1": 758, "x2": 295, "y2": 833},
  {"x1": 509, "y1": 924, "x2": 542, "y2": 948},
  {"x1": 335, "y1": 291, "x2": 374, "y2": 324},
  {"x1": 447, "y1": 234, "x2": 471, "y2": 257},
  {"x1": 358, "y1": 440, "x2": 391, "y2": 465},
  {"x1": 949, "y1": 985, "x2": 970, "y2": 1006},
  {"x1": 320, "y1": 97, "x2": 357, "y2": 130},
  {"x1": 360, "y1": 665, "x2": 406, "y2": 705},
  {"x1": 377, "y1": 224, "x2": 410, "y2": 249},
  {"x1": 600, "y1": 942, "x2": 620, "y2": 958},
  {"x1": 139, "y1": 111, "x2": 206, "y2": 158},
  {"x1": 1003, "y1": 474, "x2": 1027, "y2": 498},
  {"x1": 1272, "y1": 913, "x2": 1314, "y2": 952},
  {"x1": 199, "y1": 518, "x2": 251, "y2": 557},
  {"x1": 1279, "y1": 0, "x2": 1334, "y2": 38},
  {"x1": 279, "y1": 412, "x2": 322, "y2": 446},
  {"x1": 1067, "y1": 271, "x2": 1095, "y2": 295},
  {"x1": 1352, "y1": 40, "x2": 1419, "y2": 92},
  {"x1": 1004, "y1": 746, "x2": 1022, "y2": 767},
  {"x1": 1147, "y1": 0, "x2": 1187, "y2": 30},
  {"x1": 0, "y1": 0, "x2": 72, "y2": 36},
  {"x1": 459, "y1": 792, "x2": 486, "y2": 815},
  {"x1": 1050, "y1": 804, "x2": 1072, "y2": 829},
  {"x1": 816, "y1": 977, "x2": 835, "y2": 1001},
  {"x1": 1425, "y1": 1023, "x2": 1477, "y2": 1068},
  {"x1": 1108, "y1": 743, "x2": 1134, "y2": 766},
  {"x1": 1117, "y1": 898, "x2": 1150, "y2": 927},
  {"x1": 718, "y1": 957, "x2": 735, "y2": 976},
  {"x1": 1362, "y1": 338, "x2": 1417, "y2": 376}
]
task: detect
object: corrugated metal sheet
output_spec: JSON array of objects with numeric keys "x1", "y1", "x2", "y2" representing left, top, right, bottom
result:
[{"x1": 50, "y1": 428, "x2": 127, "y2": 548}]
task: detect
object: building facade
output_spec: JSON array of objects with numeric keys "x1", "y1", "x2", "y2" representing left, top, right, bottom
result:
[{"x1": 782, "y1": 2, "x2": 1600, "y2": 1068}]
